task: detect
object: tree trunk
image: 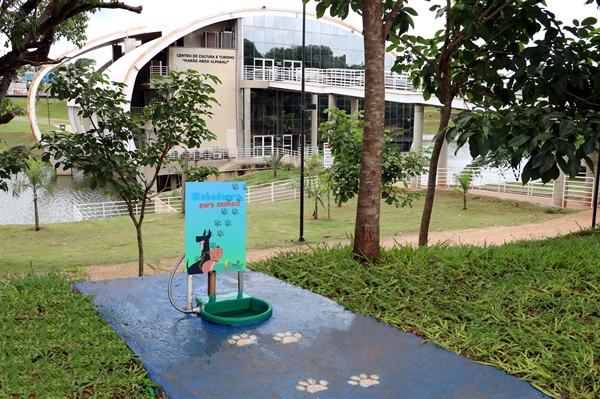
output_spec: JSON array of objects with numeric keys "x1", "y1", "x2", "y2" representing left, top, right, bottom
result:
[
  {"x1": 33, "y1": 187, "x2": 40, "y2": 231},
  {"x1": 463, "y1": 195, "x2": 467, "y2": 211},
  {"x1": 353, "y1": 0, "x2": 385, "y2": 262},
  {"x1": 136, "y1": 223, "x2": 144, "y2": 276},
  {"x1": 418, "y1": 105, "x2": 453, "y2": 246},
  {"x1": 181, "y1": 152, "x2": 188, "y2": 215}
]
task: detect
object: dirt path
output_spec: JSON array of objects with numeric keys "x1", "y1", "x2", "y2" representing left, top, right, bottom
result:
[{"x1": 84, "y1": 208, "x2": 597, "y2": 281}]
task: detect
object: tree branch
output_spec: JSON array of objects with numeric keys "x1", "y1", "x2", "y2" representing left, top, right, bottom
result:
[
  {"x1": 382, "y1": 0, "x2": 404, "y2": 40},
  {"x1": 389, "y1": 31, "x2": 436, "y2": 66}
]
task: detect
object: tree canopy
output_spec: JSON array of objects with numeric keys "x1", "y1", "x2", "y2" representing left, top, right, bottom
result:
[
  {"x1": 389, "y1": 0, "x2": 600, "y2": 245},
  {"x1": 42, "y1": 67, "x2": 220, "y2": 275},
  {"x1": 0, "y1": 0, "x2": 142, "y2": 192}
]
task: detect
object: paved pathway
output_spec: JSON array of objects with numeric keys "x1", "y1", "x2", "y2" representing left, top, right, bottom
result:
[{"x1": 76, "y1": 272, "x2": 550, "y2": 399}]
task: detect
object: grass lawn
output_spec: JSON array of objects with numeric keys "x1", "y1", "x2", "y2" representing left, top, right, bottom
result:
[
  {"x1": 0, "y1": 272, "x2": 160, "y2": 398},
  {"x1": 8, "y1": 96, "x2": 70, "y2": 122},
  {"x1": 0, "y1": 173, "x2": 590, "y2": 399},
  {"x1": 251, "y1": 230, "x2": 600, "y2": 399},
  {"x1": 0, "y1": 191, "x2": 569, "y2": 274},
  {"x1": 0, "y1": 120, "x2": 57, "y2": 151}
]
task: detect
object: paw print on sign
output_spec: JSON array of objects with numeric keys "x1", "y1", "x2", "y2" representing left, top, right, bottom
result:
[
  {"x1": 217, "y1": 230, "x2": 224, "y2": 237},
  {"x1": 348, "y1": 374, "x2": 380, "y2": 387},
  {"x1": 232, "y1": 208, "x2": 239, "y2": 216},
  {"x1": 214, "y1": 220, "x2": 221, "y2": 227},
  {"x1": 221, "y1": 208, "x2": 228, "y2": 215},
  {"x1": 297, "y1": 379, "x2": 328, "y2": 394},
  {"x1": 273, "y1": 332, "x2": 302, "y2": 344},
  {"x1": 232, "y1": 183, "x2": 239, "y2": 190},
  {"x1": 228, "y1": 333, "x2": 257, "y2": 347},
  {"x1": 225, "y1": 220, "x2": 232, "y2": 227}
]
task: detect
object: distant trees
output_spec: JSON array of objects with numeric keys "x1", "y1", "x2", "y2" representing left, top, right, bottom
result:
[
  {"x1": 320, "y1": 107, "x2": 429, "y2": 209},
  {"x1": 42, "y1": 67, "x2": 220, "y2": 276},
  {"x1": 12, "y1": 158, "x2": 56, "y2": 231}
]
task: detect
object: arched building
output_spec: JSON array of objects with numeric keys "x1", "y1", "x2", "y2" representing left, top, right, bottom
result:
[{"x1": 29, "y1": 7, "x2": 468, "y2": 189}]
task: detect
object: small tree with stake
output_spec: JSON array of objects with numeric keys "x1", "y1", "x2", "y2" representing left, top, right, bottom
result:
[
  {"x1": 452, "y1": 169, "x2": 473, "y2": 211},
  {"x1": 42, "y1": 67, "x2": 220, "y2": 276}
]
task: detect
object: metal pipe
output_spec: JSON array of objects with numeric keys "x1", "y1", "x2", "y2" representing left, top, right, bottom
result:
[
  {"x1": 208, "y1": 271, "x2": 217, "y2": 296},
  {"x1": 187, "y1": 274, "x2": 193, "y2": 311},
  {"x1": 167, "y1": 254, "x2": 199, "y2": 314},
  {"x1": 238, "y1": 271, "x2": 244, "y2": 292}
]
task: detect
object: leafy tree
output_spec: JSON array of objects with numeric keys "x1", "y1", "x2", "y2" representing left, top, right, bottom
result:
[
  {"x1": 320, "y1": 106, "x2": 429, "y2": 209},
  {"x1": 183, "y1": 165, "x2": 220, "y2": 183},
  {"x1": 452, "y1": 169, "x2": 474, "y2": 211},
  {"x1": 12, "y1": 158, "x2": 56, "y2": 231},
  {"x1": 73, "y1": 57, "x2": 97, "y2": 70},
  {"x1": 0, "y1": 142, "x2": 31, "y2": 192},
  {"x1": 309, "y1": 0, "x2": 415, "y2": 262},
  {"x1": 388, "y1": 0, "x2": 581, "y2": 246},
  {"x1": 0, "y1": 0, "x2": 142, "y2": 124},
  {"x1": 448, "y1": 7, "x2": 600, "y2": 188},
  {"x1": 307, "y1": 173, "x2": 328, "y2": 220},
  {"x1": 0, "y1": 0, "x2": 142, "y2": 189},
  {"x1": 41, "y1": 67, "x2": 220, "y2": 276}
]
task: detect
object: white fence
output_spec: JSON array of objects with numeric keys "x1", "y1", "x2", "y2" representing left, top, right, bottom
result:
[
  {"x1": 422, "y1": 167, "x2": 596, "y2": 208},
  {"x1": 73, "y1": 196, "x2": 182, "y2": 221},
  {"x1": 73, "y1": 180, "x2": 304, "y2": 221},
  {"x1": 74, "y1": 168, "x2": 598, "y2": 221},
  {"x1": 242, "y1": 66, "x2": 418, "y2": 92},
  {"x1": 167, "y1": 146, "x2": 320, "y2": 167}
]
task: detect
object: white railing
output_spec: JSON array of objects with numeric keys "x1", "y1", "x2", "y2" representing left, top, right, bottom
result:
[
  {"x1": 247, "y1": 180, "x2": 303, "y2": 204},
  {"x1": 242, "y1": 66, "x2": 418, "y2": 92},
  {"x1": 73, "y1": 166, "x2": 598, "y2": 221},
  {"x1": 73, "y1": 196, "x2": 181, "y2": 221},
  {"x1": 168, "y1": 146, "x2": 320, "y2": 167},
  {"x1": 422, "y1": 167, "x2": 596, "y2": 208},
  {"x1": 138, "y1": 65, "x2": 170, "y2": 80},
  {"x1": 73, "y1": 180, "x2": 305, "y2": 221}
]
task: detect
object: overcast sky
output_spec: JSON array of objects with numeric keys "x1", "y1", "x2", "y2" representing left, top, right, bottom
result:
[{"x1": 49, "y1": 0, "x2": 600, "y2": 61}]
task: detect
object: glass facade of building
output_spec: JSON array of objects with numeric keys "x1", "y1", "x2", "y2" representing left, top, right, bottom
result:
[
  {"x1": 243, "y1": 15, "x2": 414, "y2": 150},
  {"x1": 243, "y1": 15, "x2": 397, "y2": 69}
]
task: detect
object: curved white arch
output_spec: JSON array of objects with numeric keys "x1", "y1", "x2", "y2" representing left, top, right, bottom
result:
[
  {"x1": 28, "y1": 25, "x2": 176, "y2": 142},
  {"x1": 29, "y1": 7, "x2": 366, "y2": 144}
]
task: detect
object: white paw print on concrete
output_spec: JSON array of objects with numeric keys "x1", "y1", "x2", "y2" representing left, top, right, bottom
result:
[
  {"x1": 348, "y1": 374, "x2": 380, "y2": 387},
  {"x1": 273, "y1": 331, "x2": 302, "y2": 344},
  {"x1": 228, "y1": 333, "x2": 257, "y2": 347},
  {"x1": 297, "y1": 379, "x2": 328, "y2": 393}
]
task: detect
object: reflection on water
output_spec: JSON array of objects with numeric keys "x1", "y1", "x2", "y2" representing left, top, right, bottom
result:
[
  {"x1": 0, "y1": 142, "x2": 474, "y2": 226},
  {"x1": 423, "y1": 134, "x2": 474, "y2": 169},
  {"x1": 0, "y1": 169, "x2": 115, "y2": 225}
]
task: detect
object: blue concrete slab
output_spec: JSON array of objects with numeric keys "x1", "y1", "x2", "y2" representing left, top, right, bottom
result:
[{"x1": 75, "y1": 272, "x2": 549, "y2": 399}]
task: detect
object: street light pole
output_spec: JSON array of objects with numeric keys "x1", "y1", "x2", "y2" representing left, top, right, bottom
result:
[{"x1": 299, "y1": 2, "x2": 307, "y2": 242}]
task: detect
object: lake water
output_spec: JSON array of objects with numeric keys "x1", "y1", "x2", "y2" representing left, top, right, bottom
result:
[
  {"x1": 0, "y1": 169, "x2": 114, "y2": 226},
  {"x1": 0, "y1": 140, "x2": 473, "y2": 226}
]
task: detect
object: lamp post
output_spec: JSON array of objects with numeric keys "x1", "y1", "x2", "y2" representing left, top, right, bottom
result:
[
  {"x1": 46, "y1": 92, "x2": 50, "y2": 126},
  {"x1": 592, "y1": 149, "x2": 600, "y2": 228},
  {"x1": 299, "y1": 3, "x2": 307, "y2": 242},
  {"x1": 299, "y1": 4, "x2": 317, "y2": 242}
]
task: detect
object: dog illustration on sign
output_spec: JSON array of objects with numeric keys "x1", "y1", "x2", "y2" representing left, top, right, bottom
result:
[{"x1": 187, "y1": 229, "x2": 224, "y2": 274}]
